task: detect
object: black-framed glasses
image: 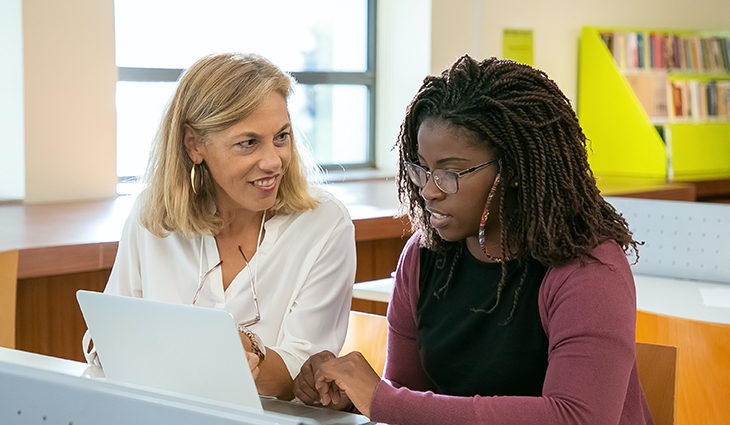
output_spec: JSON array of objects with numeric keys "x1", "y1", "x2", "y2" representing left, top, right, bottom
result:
[{"x1": 406, "y1": 159, "x2": 499, "y2": 194}]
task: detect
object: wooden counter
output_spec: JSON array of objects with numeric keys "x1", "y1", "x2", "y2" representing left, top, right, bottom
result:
[
  {"x1": 0, "y1": 180, "x2": 409, "y2": 281},
  {"x1": 0, "y1": 177, "x2": 697, "y2": 278},
  {"x1": 0, "y1": 177, "x2": 699, "y2": 362}
]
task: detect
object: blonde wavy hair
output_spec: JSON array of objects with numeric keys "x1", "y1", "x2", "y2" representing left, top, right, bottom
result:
[{"x1": 140, "y1": 53, "x2": 319, "y2": 237}]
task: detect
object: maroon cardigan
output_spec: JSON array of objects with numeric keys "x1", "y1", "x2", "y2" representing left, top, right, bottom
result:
[{"x1": 368, "y1": 233, "x2": 654, "y2": 425}]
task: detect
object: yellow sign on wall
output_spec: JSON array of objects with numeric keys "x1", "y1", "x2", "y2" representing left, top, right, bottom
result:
[{"x1": 502, "y1": 29, "x2": 534, "y2": 66}]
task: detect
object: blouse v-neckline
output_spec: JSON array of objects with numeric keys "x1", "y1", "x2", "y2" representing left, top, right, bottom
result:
[{"x1": 201, "y1": 214, "x2": 282, "y2": 299}]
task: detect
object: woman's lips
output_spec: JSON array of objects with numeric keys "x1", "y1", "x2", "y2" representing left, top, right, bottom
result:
[
  {"x1": 251, "y1": 175, "x2": 278, "y2": 192},
  {"x1": 428, "y1": 209, "x2": 450, "y2": 229}
]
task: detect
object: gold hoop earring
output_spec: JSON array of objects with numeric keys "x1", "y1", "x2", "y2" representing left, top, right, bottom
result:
[{"x1": 190, "y1": 163, "x2": 200, "y2": 195}]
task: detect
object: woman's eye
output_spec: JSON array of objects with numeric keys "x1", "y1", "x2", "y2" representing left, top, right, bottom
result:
[
  {"x1": 274, "y1": 132, "x2": 291, "y2": 145},
  {"x1": 236, "y1": 139, "x2": 256, "y2": 149}
]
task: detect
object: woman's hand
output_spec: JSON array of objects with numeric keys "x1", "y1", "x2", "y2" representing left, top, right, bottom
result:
[
  {"x1": 246, "y1": 351, "x2": 261, "y2": 381},
  {"x1": 294, "y1": 351, "x2": 352, "y2": 410},
  {"x1": 240, "y1": 331, "x2": 293, "y2": 400},
  {"x1": 240, "y1": 333, "x2": 261, "y2": 380},
  {"x1": 313, "y1": 352, "x2": 381, "y2": 417}
]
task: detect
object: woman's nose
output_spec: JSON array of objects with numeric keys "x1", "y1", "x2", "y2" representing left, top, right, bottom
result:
[
  {"x1": 257, "y1": 140, "x2": 283, "y2": 172},
  {"x1": 420, "y1": 174, "x2": 444, "y2": 201}
]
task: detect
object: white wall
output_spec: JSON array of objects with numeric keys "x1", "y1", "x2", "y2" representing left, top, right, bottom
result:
[
  {"x1": 375, "y1": 0, "x2": 432, "y2": 176},
  {"x1": 23, "y1": 0, "x2": 117, "y2": 203},
  {"x1": 0, "y1": 0, "x2": 25, "y2": 201},
  {"x1": 431, "y1": 0, "x2": 483, "y2": 75},
  {"x1": 431, "y1": 0, "x2": 730, "y2": 106}
]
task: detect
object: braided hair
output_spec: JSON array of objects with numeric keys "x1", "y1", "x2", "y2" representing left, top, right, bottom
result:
[{"x1": 396, "y1": 55, "x2": 639, "y2": 322}]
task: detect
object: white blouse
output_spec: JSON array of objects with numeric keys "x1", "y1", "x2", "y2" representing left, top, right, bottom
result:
[{"x1": 105, "y1": 188, "x2": 357, "y2": 378}]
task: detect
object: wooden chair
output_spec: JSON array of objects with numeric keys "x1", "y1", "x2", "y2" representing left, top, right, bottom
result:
[
  {"x1": 637, "y1": 310, "x2": 730, "y2": 425},
  {"x1": 635, "y1": 342, "x2": 677, "y2": 425},
  {"x1": 339, "y1": 311, "x2": 388, "y2": 376},
  {"x1": 0, "y1": 250, "x2": 19, "y2": 349}
]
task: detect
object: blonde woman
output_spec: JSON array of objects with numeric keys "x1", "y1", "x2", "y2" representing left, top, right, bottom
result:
[{"x1": 98, "y1": 53, "x2": 356, "y2": 399}]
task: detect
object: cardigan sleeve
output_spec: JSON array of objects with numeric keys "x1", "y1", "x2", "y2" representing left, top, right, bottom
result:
[
  {"x1": 379, "y1": 232, "x2": 434, "y2": 392},
  {"x1": 369, "y1": 241, "x2": 646, "y2": 425}
]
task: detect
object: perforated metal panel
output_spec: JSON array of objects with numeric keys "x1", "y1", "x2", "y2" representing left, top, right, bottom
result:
[{"x1": 605, "y1": 197, "x2": 730, "y2": 284}]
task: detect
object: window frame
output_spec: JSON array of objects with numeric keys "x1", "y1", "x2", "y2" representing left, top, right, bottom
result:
[{"x1": 115, "y1": 0, "x2": 377, "y2": 183}]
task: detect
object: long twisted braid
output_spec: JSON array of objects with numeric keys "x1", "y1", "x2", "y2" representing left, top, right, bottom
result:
[{"x1": 397, "y1": 55, "x2": 639, "y2": 322}]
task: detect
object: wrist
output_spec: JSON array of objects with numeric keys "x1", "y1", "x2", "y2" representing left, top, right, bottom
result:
[{"x1": 239, "y1": 325, "x2": 266, "y2": 363}]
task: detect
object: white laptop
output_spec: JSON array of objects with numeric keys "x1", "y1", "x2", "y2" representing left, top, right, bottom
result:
[{"x1": 76, "y1": 290, "x2": 370, "y2": 425}]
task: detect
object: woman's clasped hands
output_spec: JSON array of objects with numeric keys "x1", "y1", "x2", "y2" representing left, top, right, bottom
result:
[{"x1": 293, "y1": 350, "x2": 381, "y2": 417}]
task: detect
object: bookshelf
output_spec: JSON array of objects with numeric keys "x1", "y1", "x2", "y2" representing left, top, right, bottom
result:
[{"x1": 578, "y1": 26, "x2": 730, "y2": 181}]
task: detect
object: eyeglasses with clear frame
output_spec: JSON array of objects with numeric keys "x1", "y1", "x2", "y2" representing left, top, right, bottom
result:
[
  {"x1": 192, "y1": 246, "x2": 261, "y2": 329},
  {"x1": 406, "y1": 159, "x2": 499, "y2": 194}
]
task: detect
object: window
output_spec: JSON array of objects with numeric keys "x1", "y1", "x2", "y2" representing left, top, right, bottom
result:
[{"x1": 115, "y1": 0, "x2": 376, "y2": 189}]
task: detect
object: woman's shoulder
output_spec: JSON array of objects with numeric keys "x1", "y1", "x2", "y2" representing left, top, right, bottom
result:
[
  {"x1": 273, "y1": 187, "x2": 354, "y2": 235},
  {"x1": 542, "y1": 239, "x2": 633, "y2": 294},
  {"x1": 403, "y1": 231, "x2": 423, "y2": 257},
  {"x1": 394, "y1": 231, "x2": 423, "y2": 281},
  {"x1": 124, "y1": 191, "x2": 196, "y2": 243},
  {"x1": 549, "y1": 239, "x2": 627, "y2": 271},
  {"x1": 122, "y1": 193, "x2": 147, "y2": 231},
  {"x1": 305, "y1": 186, "x2": 353, "y2": 222}
]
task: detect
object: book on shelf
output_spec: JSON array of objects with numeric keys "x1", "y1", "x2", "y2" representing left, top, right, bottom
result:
[
  {"x1": 625, "y1": 71, "x2": 668, "y2": 118},
  {"x1": 719, "y1": 83, "x2": 729, "y2": 117},
  {"x1": 600, "y1": 31, "x2": 730, "y2": 73},
  {"x1": 637, "y1": 32, "x2": 645, "y2": 69},
  {"x1": 670, "y1": 81, "x2": 683, "y2": 117},
  {"x1": 689, "y1": 80, "x2": 701, "y2": 120},
  {"x1": 667, "y1": 79, "x2": 730, "y2": 120},
  {"x1": 707, "y1": 81, "x2": 718, "y2": 116}
]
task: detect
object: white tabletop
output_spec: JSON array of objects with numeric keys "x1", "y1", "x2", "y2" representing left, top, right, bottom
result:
[
  {"x1": 352, "y1": 274, "x2": 730, "y2": 325},
  {"x1": 352, "y1": 278, "x2": 395, "y2": 304},
  {"x1": 0, "y1": 347, "x2": 377, "y2": 424},
  {"x1": 634, "y1": 274, "x2": 730, "y2": 324},
  {"x1": 0, "y1": 346, "x2": 97, "y2": 377}
]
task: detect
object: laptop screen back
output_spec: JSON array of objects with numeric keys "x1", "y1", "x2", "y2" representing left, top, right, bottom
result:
[{"x1": 76, "y1": 290, "x2": 262, "y2": 412}]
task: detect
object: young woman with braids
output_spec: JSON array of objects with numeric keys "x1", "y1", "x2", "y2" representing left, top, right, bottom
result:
[{"x1": 292, "y1": 55, "x2": 654, "y2": 425}]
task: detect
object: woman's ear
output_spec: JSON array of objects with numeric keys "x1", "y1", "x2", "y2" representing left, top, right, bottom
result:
[{"x1": 183, "y1": 124, "x2": 204, "y2": 164}]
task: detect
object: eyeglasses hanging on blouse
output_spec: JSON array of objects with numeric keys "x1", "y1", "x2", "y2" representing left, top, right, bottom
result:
[{"x1": 191, "y1": 211, "x2": 266, "y2": 329}]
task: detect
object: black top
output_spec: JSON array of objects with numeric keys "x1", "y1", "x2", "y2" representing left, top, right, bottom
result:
[{"x1": 416, "y1": 243, "x2": 549, "y2": 397}]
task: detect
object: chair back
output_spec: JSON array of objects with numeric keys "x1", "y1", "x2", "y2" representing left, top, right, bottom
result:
[
  {"x1": 0, "y1": 250, "x2": 19, "y2": 349},
  {"x1": 339, "y1": 311, "x2": 388, "y2": 375},
  {"x1": 635, "y1": 341, "x2": 677, "y2": 425}
]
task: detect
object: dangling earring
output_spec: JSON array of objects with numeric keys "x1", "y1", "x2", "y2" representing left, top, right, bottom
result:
[
  {"x1": 478, "y1": 173, "x2": 502, "y2": 261},
  {"x1": 190, "y1": 163, "x2": 201, "y2": 195}
]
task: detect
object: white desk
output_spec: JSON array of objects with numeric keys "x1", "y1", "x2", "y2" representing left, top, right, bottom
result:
[
  {"x1": 0, "y1": 347, "x2": 367, "y2": 425},
  {"x1": 352, "y1": 278, "x2": 395, "y2": 304},
  {"x1": 633, "y1": 274, "x2": 730, "y2": 325},
  {"x1": 353, "y1": 275, "x2": 730, "y2": 325}
]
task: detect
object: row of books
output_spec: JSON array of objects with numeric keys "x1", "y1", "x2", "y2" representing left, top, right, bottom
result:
[
  {"x1": 600, "y1": 31, "x2": 730, "y2": 74},
  {"x1": 668, "y1": 80, "x2": 730, "y2": 119}
]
